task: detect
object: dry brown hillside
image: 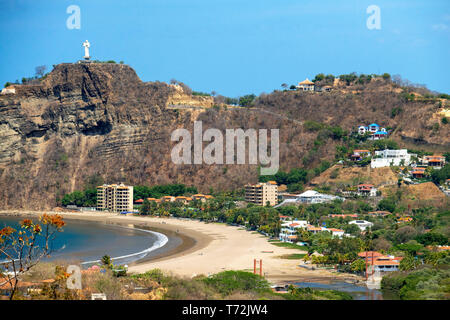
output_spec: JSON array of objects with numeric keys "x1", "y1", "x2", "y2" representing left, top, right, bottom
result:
[
  {"x1": 309, "y1": 165, "x2": 398, "y2": 188},
  {"x1": 379, "y1": 182, "x2": 448, "y2": 207},
  {"x1": 0, "y1": 63, "x2": 449, "y2": 209}
]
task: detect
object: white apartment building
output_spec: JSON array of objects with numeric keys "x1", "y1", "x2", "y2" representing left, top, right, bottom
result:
[
  {"x1": 97, "y1": 183, "x2": 134, "y2": 212},
  {"x1": 245, "y1": 181, "x2": 278, "y2": 206},
  {"x1": 370, "y1": 149, "x2": 416, "y2": 168}
]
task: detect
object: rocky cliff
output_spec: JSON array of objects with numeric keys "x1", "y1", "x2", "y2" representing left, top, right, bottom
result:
[{"x1": 0, "y1": 63, "x2": 448, "y2": 209}]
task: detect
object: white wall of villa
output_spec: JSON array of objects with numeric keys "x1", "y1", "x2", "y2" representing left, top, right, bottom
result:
[{"x1": 371, "y1": 149, "x2": 416, "y2": 168}]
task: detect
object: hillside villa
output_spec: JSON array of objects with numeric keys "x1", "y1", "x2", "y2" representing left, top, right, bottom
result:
[
  {"x1": 296, "y1": 78, "x2": 315, "y2": 91},
  {"x1": 349, "y1": 220, "x2": 374, "y2": 231},
  {"x1": 358, "y1": 123, "x2": 388, "y2": 140},
  {"x1": 370, "y1": 149, "x2": 416, "y2": 168},
  {"x1": 350, "y1": 149, "x2": 371, "y2": 162},
  {"x1": 357, "y1": 184, "x2": 378, "y2": 197},
  {"x1": 421, "y1": 155, "x2": 446, "y2": 168},
  {"x1": 411, "y1": 167, "x2": 426, "y2": 179}
]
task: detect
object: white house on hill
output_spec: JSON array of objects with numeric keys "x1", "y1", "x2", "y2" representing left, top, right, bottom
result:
[
  {"x1": 297, "y1": 78, "x2": 315, "y2": 91},
  {"x1": 371, "y1": 149, "x2": 416, "y2": 168}
]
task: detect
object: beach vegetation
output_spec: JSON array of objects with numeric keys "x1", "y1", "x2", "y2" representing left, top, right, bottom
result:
[{"x1": 282, "y1": 285, "x2": 353, "y2": 300}]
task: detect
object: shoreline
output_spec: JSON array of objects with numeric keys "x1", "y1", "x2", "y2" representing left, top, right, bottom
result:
[{"x1": 0, "y1": 210, "x2": 364, "y2": 285}]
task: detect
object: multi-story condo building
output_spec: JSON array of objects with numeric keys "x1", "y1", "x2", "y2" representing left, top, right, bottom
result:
[
  {"x1": 245, "y1": 181, "x2": 278, "y2": 206},
  {"x1": 97, "y1": 183, "x2": 134, "y2": 212}
]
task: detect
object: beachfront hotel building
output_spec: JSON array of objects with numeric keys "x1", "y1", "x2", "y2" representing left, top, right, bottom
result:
[
  {"x1": 97, "y1": 183, "x2": 134, "y2": 212},
  {"x1": 245, "y1": 181, "x2": 278, "y2": 206}
]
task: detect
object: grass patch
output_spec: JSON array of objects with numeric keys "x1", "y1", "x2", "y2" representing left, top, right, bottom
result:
[
  {"x1": 278, "y1": 253, "x2": 306, "y2": 260},
  {"x1": 270, "y1": 242, "x2": 308, "y2": 250}
]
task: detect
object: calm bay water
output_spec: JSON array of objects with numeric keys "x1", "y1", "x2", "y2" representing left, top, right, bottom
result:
[{"x1": 0, "y1": 215, "x2": 168, "y2": 266}]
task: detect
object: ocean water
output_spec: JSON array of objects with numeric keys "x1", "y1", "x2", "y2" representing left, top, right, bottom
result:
[{"x1": 0, "y1": 215, "x2": 168, "y2": 267}]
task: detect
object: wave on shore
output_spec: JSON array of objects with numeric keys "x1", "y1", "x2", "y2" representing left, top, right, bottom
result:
[{"x1": 80, "y1": 226, "x2": 169, "y2": 267}]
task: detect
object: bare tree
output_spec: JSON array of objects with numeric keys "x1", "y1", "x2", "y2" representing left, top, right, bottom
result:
[
  {"x1": 0, "y1": 214, "x2": 65, "y2": 299},
  {"x1": 35, "y1": 65, "x2": 47, "y2": 78}
]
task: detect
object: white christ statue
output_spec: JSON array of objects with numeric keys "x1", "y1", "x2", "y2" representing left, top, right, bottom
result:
[{"x1": 82, "y1": 40, "x2": 90, "y2": 60}]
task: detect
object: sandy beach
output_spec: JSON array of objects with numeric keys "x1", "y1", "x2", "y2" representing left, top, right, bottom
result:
[{"x1": 0, "y1": 210, "x2": 363, "y2": 284}]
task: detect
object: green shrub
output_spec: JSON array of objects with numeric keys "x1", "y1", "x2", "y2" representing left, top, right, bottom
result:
[{"x1": 202, "y1": 271, "x2": 270, "y2": 296}]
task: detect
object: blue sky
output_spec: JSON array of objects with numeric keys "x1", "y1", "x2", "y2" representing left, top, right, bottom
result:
[{"x1": 0, "y1": 0, "x2": 449, "y2": 97}]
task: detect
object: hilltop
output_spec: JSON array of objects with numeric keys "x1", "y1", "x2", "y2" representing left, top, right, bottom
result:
[{"x1": 0, "y1": 63, "x2": 449, "y2": 209}]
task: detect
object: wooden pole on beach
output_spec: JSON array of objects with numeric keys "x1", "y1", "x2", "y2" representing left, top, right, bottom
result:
[
  {"x1": 260, "y1": 259, "x2": 262, "y2": 277},
  {"x1": 254, "y1": 259, "x2": 256, "y2": 275}
]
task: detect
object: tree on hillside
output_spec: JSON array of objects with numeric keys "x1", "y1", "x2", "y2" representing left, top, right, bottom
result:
[
  {"x1": 239, "y1": 94, "x2": 256, "y2": 107},
  {"x1": 430, "y1": 164, "x2": 450, "y2": 185},
  {"x1": 382, "y1": 73, "x2": 391, "y2": 81},
  {"x1": 313, "y1": 73, "x2": 325, "y2": 82},
  {"x1": 394, "y1": 226, "x2": 418, "y2": 244},
  {"x1": 35, "y1": 65, "x2": 47, "y2": 78},
  {"x1": 416, "y1": 232, "x2": 448, "y2": 246}
]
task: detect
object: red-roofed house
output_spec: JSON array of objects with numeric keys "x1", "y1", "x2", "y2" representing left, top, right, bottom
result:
[
  {"x1": 351, "y1": 150, "x2": 371, "y2": 162},
  {"x1": 411, "y1": 167, "x2": 426, "y2": 179},
  {"x1": 422, "y1": 155, "x2": 446, "y2": 168},
  {"x1": 370, "y1": 256, "x2": 402, "y2": 273},
  {"x1": 329, "y1": 214, "x2": 359, "y2": 218},
  {"x1": 357, "y1": 184, "x2": 377, "y2": 197},
  {"x1": 327, "y1": 228, "x2": 345, "y2": 237}
]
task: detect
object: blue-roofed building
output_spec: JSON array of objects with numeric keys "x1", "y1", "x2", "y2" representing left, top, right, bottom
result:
[
  {"x1": 368, "y1": 123, "x2": 380, "y2": 133},
  {"x1": 357, "y1": 123, "x2": 388, "y2": 140}
]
